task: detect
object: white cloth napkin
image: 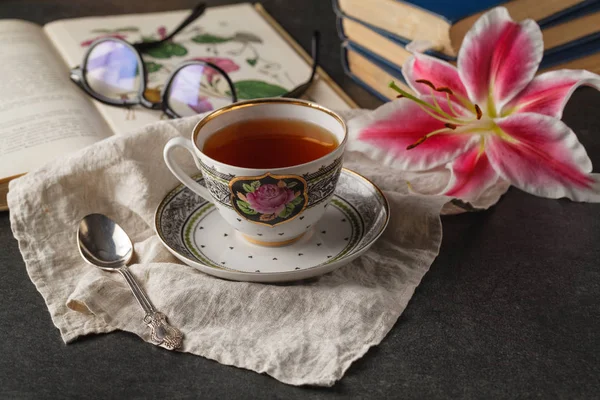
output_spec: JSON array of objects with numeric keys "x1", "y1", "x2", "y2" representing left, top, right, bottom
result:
[{"x1": 8, "y1": 110, "x2": 505, "y2": 386}]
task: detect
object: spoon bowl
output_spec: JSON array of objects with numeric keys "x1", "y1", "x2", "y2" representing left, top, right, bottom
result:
[{"x1": 78, "y1": 213, "x2": 133, "y2": 270}]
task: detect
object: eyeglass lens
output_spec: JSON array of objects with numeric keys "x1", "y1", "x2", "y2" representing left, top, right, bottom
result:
[
  {"x1": 165, "y1": 63, "x2": 234, "y2": 117},
  {"x1": 85, "y1": 40, "x2": 142, "y2": 101}
]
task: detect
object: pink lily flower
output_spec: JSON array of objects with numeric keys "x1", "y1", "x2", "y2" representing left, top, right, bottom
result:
[{"x1": 355, "y1": 7, "x2": 600, "y2": 202}]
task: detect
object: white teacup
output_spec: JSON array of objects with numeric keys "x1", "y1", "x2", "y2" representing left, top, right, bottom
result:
[{"x1": 163, "y1": 98, "x2": 347, "y2": 246}]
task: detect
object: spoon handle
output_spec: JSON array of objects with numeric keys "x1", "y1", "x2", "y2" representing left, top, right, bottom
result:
[
  {"x1": 119, "y1": 267, "x2": 154, "y2": 313},
  {"x1": 118, "y1": 267, "x2": 184, "y2": 350}
]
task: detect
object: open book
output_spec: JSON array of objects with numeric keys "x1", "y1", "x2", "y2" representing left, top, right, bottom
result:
[{"x1": 0, "y1": 3, "x2": 356, "y2": 210}]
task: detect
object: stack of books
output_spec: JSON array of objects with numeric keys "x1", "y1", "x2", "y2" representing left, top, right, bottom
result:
[{"x1": 335, "y1": 0, "x2": 600, "y2": 101}]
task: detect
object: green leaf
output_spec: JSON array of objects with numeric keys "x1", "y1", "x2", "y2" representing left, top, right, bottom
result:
[
  {"x1": 233, "y1": 32, "x2": 263, "y2": 43},
  {"x1": 144, "y1": 42, "x2": 188, "y2": 59},
  {"x1": 287, "y1": 182, "x2": 298, "y2": 188},
  {"x1": 229, "y1": 80, "x2": 288, "y2": 100},
  {"x1": 90, "y1": 27, "x2": 138, "y2": 34},
  {"x1": 144, "y1": 61, "x2": 163, "y2": 73},
  {"x1": 278, "y1": 202, "x2": 295, "y2": 219},
  {"x1": 246, "y1": 58, "x2": 258, "y2": 67},
  {"x1": 168, "y1": 42, "x2": 188, "y2": 56},
  {"x1": 291, "y1": 195, "x2": 304, "y2": 206},
  {"x1": 191, "y1": 34, "x2": 232, "y2": 44},
  {"x1": 114, "y1": 26, "x2": 139, "y2": 32},
  {"x1": 144, "y1": 46, "x2": 169, "y2": 59},
  {"x1": 237, "y1": 200, "x2": 257, "y2": 215},
  {"x1": 251, "y1": 181, "x2": 261, "y2": 189},
  {"x1": 242, "y1": 183, "x2": 254, "y2": 193}
]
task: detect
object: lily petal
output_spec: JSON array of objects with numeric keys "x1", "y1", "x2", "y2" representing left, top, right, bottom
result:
[
  {"x1": 443, "y1": 145, "x2": 501, "y2": 200},
  {"x1": 403, "y1": 53, "x2": 469, "y2": 103},
  {"x1": 350, "y1": 98, "x2": 478, "y2": 171},
  {"x1": 502, "y1": 69, "x2": 600, "y2": 119},
  {"x1": 486, "y1": 113, "x2": 594, "y2": 200},
  {"x1": 458, "y1": 7, "x2": 543, "y2": 113}
]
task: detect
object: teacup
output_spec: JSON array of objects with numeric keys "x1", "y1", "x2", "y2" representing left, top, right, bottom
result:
[{"x1": 163, "y1": 98, "x2": 347, "y2": 246}]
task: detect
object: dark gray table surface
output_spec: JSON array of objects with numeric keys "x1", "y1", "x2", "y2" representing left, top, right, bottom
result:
[{"x1": 1, "y1": 0, "x2": 599, "y2": 398}]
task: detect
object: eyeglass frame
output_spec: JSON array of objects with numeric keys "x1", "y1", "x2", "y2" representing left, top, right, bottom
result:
[
  {"x1": 69, "y1": 38, "x2": 238, "y2": 118},
  {"x1": 68, "y1": 2, "x2": 321, "y2": 119}
]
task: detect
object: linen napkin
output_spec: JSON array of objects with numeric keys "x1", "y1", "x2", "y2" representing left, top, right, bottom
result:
[{"x1": 8, "y1": 110, "x2": 506, "y2": 386}]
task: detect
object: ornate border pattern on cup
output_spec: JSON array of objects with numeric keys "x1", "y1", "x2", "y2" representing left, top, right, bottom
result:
[
  {"x1": 198, "y1": 156, "x2": 343, "y2": 210},
  {"x1": 304, "y1": 157, "x2": 343, "y2": 208}
]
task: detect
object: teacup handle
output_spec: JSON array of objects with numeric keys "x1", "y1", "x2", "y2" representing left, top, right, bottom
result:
[{"x1": 163, "y1": 137, "x2": 213, "y2": 202}]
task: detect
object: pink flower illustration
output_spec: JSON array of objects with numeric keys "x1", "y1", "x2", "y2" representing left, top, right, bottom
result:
[
  {"x1": 80, "y1": 33, "x2": 128, "y2": 47},
  {"x1": 187, "y1": 96, "x2": 214, "y2": 114},
  {"x1": 157, "y1": 26, "x2": 167, "y2": 40},
  {"x1": 355, "y1": 7, "x2": 600, "y2": 202},
  {"x1": 246, "y1": 184, "x2": 296, "y2": 215},
  {"x1": 188, "y1": 57, "x2": 240, "y2": 83}
]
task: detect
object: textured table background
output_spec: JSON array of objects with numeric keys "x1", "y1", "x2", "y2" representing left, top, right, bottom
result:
[{"x1": 1, "y1": 0, "x2": 599, "y2": 398}]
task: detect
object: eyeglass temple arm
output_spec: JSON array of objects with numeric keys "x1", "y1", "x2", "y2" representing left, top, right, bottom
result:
[
  {"x1": 282, "y1": 31, "x2": 320, "y2": 99},
  {"x1": 308, "y1": 31, "x2": 320, "y2": 82},
  {"x1": 133, "y1": 2, "x2": 207, "y2": 51}
]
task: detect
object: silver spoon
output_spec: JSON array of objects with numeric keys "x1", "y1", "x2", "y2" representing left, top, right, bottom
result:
[{"x1": 77, "y1": 213, "x2": 183, "y2": 350}]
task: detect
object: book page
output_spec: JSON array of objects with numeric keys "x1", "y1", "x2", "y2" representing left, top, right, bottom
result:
[
  {"x1": 0, "y1": 20, "x2": 111, "y2": 180},
  {"x1": 44, "y1": 3, "x2": 353, "y2": 136}
]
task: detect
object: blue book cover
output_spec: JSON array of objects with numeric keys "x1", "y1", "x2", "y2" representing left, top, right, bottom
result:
[
  {"x1": 333, "y1": 0, "x2": 598, "y2": 25},
  {"x1": 344, "y1": 40, "x2": 407, "y2": 78},
  {"x1": 538, "y1": 0, "x2": 600, "y2": 26},
  {"x1": 341, "y1": 42, "x2": 407, "y2": 102},
  {"x1": 334, "y1": 0, "x2": 600, "y2": 61},
  {"x1": 333, "y1": 0, "x2": 508, "y2": 24},
  {"x1": 340, "y1": 17, "x2": 600, "y2": 69},
  {"x1": 343, "y1": 36, "x2": 600, "y2": 101},
  {"x1": 541, "y1": 34, "x2": 600, "y2": 68},
  {"x1": 335, "y1": 15, "x2": 454, "y2": 62}
]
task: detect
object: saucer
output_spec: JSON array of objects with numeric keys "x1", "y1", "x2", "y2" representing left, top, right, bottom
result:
[{"x1": 155, "y1": 168, "x2": 390, "y2": 282}]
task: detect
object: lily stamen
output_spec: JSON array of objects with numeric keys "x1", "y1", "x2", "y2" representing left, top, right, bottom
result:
[
  {"x1": 415, "y1": 79, "x2": 486, "y2": 124},
  {"x1": 390, "y1": 81, "x2": 483, "y2": 129},
  {"x1": 389, "y1": 81, "x2": 453, "y2": 121},
  {"x1": 475, "y1": 104, "x2": 483, "y2": 119},
  {"x1": 445, "y1": 92, "x2": 462, "y2": 118},
  {"x1": 414, "y1": 87, "x2": 463, "y2": 122},
  {"x1": 406, "y1": 127, "x2": 453, "y2": 150},
  {"x1": 415, "y1": 79, "x2": 454, "y2": 96},
  {"x1": 415, "y1": 103, "x2": 463, "y2": 125},
  {"x1": 416, "y1": 79, "x2": 465, "y2": 121},
  {"x1": 406, "y1": 136, "x2": 427, "y2": 150}
]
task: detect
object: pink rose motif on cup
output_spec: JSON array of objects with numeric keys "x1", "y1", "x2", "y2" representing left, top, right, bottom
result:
[
  {"x1": 246, "y1": 184, "x2": 296, "y2": 215},
  {"x1": 230, "y1": 174, "x2": 308, "y2": 226}
]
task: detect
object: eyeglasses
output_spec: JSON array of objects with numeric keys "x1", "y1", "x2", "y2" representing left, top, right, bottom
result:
[{"x1": 69, "y1": 2, "x2": 320, "y2": 118}]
